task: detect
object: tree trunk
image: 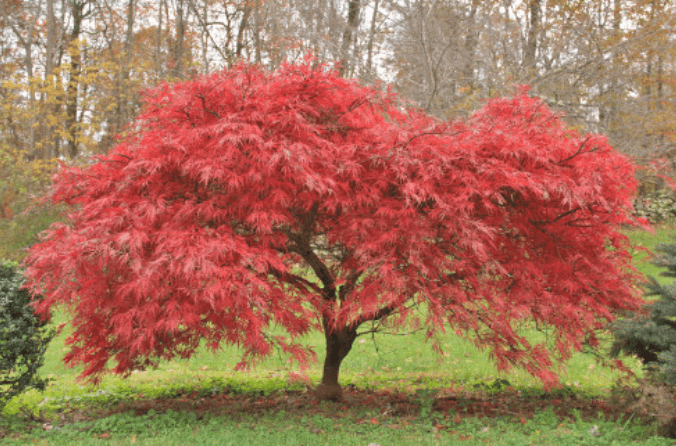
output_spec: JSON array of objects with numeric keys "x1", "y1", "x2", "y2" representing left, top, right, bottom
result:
[
  {"x1": 172, "y1": 0, "x2": 186, "y2": 78},
  {"x1": 315, "y1": 323, "x2": 357, "y2": 401},
  {"x1": 286, "y1": 211, "x2": 359, "y2": 401},
  {"x1": 462, "y1": 0, "x2": 480, "y2": 93},
  {"x1": 235, "y1": 3, "x2": 251, "y2": 59},
  {"x1": 46, "y1": 0, "x2": 56, "y2": 78},
  {"x1": 523, "y1": 0, "x2": 540, "y2": 75},
  {"x1": 111, "y1": 0, "x2": 135, "y2": 149},
  {"x1": 45, "y1": 0, "x2": 60, "y2": 158},
  {"x1": 364, "y1": 0, "x2": 380, "y2": 82},
  {"x1": 253, "y1": 0, "x2": 261, "y2": 64},
  {"x1": 155, "y1": 0, "x2": 165, "y2": 77},
  {"x1": 65, "y1": 1, "x2": 86, "y2": 159},
  {"x1": 338, "y1": 0, "x2": 361, "y2": 77}
]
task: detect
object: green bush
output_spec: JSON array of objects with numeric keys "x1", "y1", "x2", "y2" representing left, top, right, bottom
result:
[{"x1": 0, "y1": 261, "x2": 55, "y2": 411}]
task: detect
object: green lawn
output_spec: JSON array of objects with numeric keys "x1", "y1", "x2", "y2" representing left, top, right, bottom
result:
[{"x1": 1, "y1": 223, "x2": 676, "y2": 445}]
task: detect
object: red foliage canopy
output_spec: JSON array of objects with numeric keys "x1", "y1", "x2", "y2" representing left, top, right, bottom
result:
[{"x1": 24, "y1": 60, "x2": 645, "y2": 387}]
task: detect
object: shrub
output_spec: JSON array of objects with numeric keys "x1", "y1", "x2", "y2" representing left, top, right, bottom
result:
[
  {"x1": 611, "y1": 242, "x2": 676, "y2": 382},
  {"x1": 0, "y1": 261, "x2": 55, "y2": 411},
  {"x1": 610, "y1": 242, "x2": 676, "y2": 438}
]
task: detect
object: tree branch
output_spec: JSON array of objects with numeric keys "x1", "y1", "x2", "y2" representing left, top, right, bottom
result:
[
  {"x1": 555, "y1": 136, "x2": 592, "y2": 165},
  {"x1": 270, "y1": 267, "x2": 322, "y2": 295},
  {"x1": 284, "y1": 202, "x2": 335, "y2": 299},
  {"x1": 338, "y1": 268, "x2": 362, "y2": 302},
  {"x1": 353, "y1": 301, "x2": 399, "y2": 327}
]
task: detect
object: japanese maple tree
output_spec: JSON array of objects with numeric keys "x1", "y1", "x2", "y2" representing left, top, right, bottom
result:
[{"x1": 24, "y1": 59, "x2": 646, "y2": 400}]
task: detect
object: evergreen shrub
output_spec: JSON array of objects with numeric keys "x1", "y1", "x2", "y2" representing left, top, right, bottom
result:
[
  {"x1": 0, "y1": 261, "x2": 55, "y2": 411},
  {"x1": 611, "y1": 242, "x2": 676, "y2": 382},
  {"x1": 610, "y1": 242, "x2": 676, "y2": 437}
]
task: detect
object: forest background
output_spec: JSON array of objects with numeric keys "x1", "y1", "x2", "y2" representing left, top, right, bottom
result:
[{"x1": 0, "y1": 0, "x2": 675, "y2": 252}]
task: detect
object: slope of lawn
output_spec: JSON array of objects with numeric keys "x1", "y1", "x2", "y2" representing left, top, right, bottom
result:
[{"x1": 1, "y1": 223, "x2": 675, "y2": 445}]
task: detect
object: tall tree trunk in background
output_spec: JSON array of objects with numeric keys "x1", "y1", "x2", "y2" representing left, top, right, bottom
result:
[
  {"x1": 607, "y1": 0, "x2": 622, "y2": 128},
  {"x1": 124, "y1": 0, "x2": 136, "y2": 79},
  {"x1": 45, "y1": 0, "x2": 56, "y2": 78},
  {"x1": 644, "y1": 0, "x2": 654, "y2": 113},
  {"x1": 110, "y1": 0, "x2": 136, "y2": 145},
  {"x1": 364, "y1": 0, "x2": 380, "y2": 82},
  {"x1": 6, "y1": 1, "x2": 41, "y2": 157},
  {"x1": 155, "y1": 0, "x2": 165, "y2": 77},
  {"x1": 654, "y1": 0, "x2": 663, "y2": 112},
  {"x1": 416, "y1": 1, "x2": 438, "y2": 112},
  {"x1": 235, "y1": 3, "x2": 251, "y2": 59},
  {"x1": 44, "y1": 0, "x2": 59, "y2": 158},
  {"x1": 65, "y1": 1, "x2": 86, "y2": 159},
  {"x1": 657, "y1": 55, "x2": 663, "y2": 110},
  {"x1": 309, "y1": 0, "x2": 324, "y2": 57},
  {"x1": 172, "y1": 0, "x2": 186, "y2": 78},
  {"x1": 201, "y1": 0, "x2": 208, "y2": 72},
  {"x1": 253, "y1": 0, "x2": 261, "y2": 64},
  {"x1": 339, "y1": 0, "x2": 361, "y2": 77},
  {"x1": 329, "y1": 0, "x2": 339, "y2": 59},
  {"x1": 463, "y1": 0, "x2": 480, "y2": 93},
  {"x1": 523, "y1": 0, "x2": 540, "y2": 76}
]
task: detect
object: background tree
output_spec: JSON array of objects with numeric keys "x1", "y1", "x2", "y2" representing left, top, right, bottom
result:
[
  {"x1": 0, "y1": 0, "x2": 672, "y2": 166},
  {"x1": 384, "y1": 0, "x2": 676, "y2": 163},
  {"x1": 24, "y1": 60, "x2": 645, "y2": 401}
]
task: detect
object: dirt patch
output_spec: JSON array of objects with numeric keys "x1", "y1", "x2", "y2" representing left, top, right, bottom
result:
[
  {"x1": 42, "y1": 386, "x2": 651, "y2": 427},
  {"x1": 3, "y1": 384, "x2": 661, "y2": 442}
]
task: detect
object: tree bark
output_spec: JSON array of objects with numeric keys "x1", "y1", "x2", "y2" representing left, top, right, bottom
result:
[
  {"x1": 339, "y1": 0, "x2": 361, "y2": 77},
  {"x1": 172, "y1": 0, "x2": 187, "y2": 78},
  {"x1": 253, "y1": 0, "x2": 261, "y2": 64},
  {"x1": 364, "y1": 0, "x2": 380, "y2": 82},
  {"x1": 315, "y1": 323, "x2": 358, "y2": 401},
  {"x1": 45, "y1": 0, "x2": 56, "y2": 78},
  {"x1": 5, "y1": 0, "x2": 42, "y2": 156},
  {"x1": 44, "y1": 0, "x2": 60, "y2": 158},
  {"x1": 462, "y1": 0, "x2": 481, "y2": 93},
  {"x1": 235, "y1": 3, "x2": 251, "y2": 59},
  {"x1": 523, "y1": 0, "x2": 540, "y2": 75},
  {"x1": 65, "y1": 0, "x2": 87, "y2": 159},
  {"x1": 155, "y1": 0, "x2": 165, "y2": 76}
]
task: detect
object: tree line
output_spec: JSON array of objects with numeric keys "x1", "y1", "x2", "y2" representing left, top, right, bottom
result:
[{"x1": 0, "y1": 0, "x2": 675, "y2": 213}]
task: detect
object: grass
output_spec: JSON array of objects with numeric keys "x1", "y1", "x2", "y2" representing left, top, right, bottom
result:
[
  {"x1": 0, "y1": 204, "x2": 64, "y2": 262},
  {"x1": 1, "y1": 223, "x2": 676, "y2": 445},
  {"x1": 1, "y1": 406, "x2": 672, "y2": 445},
  {"x1": 626, "y1": 221, "x2": 676, "y2": 285}
]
